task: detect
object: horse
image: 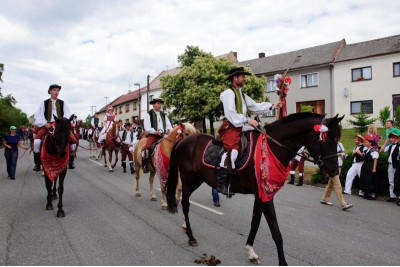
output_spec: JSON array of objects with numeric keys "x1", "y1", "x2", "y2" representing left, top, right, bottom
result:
[
  {"x1": 101, "y1": 121, "x2": 120, "y2": 172},
  {"x1": 88, "y1": 127, "x2": 102, "y2": 159},
  {"x1": 41, "y1": 115, "x2": 74, "y2": 218},
  {"x1": 133, "y1": 123, "x2": 197, "y2": 209},
  {"x1": 166, "y1": 113, "x2": 344, "y2": 265}
]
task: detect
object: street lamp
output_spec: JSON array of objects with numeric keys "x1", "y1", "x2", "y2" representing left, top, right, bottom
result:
[{"x1": 134, "y1": 83, "x2": 141, "y2": 121}]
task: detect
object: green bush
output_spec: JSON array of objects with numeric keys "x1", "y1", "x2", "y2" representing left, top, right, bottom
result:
[
  {"x1": 378, "y1": 106, "x2": 391, "y2": 128},
  {"x1": 347, "y1": 113, "x2": 376, "y2": 135},
  {"x1": 395, "y1": 106, "x2": 400, "y2": 127}
]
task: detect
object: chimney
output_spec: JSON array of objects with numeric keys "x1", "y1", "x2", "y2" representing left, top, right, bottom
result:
[
  {"x1": 233, "y1": 51, "x2": 237, "y2": 60},
  {"x1": 259, "y1": 52, "x2": 265, "y2": 58}
]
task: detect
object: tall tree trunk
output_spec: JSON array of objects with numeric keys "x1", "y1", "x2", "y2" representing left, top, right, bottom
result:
[
  {"x1": 202, "y1": 117, "x2": 207, "y2": 134},
  {"x1": 209, "y1": 115, "x2": 215, "y2": 136}
]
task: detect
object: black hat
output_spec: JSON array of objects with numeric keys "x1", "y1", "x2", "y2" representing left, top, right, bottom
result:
[
  {"x1": 227, "y1": 67, "x2": 252, "y2": 81},
  {"x1": 150, "y1": 98, "x2": 164, "y2": 104},
  {"x1": 124, "y1": 122, "x2": 132, "y2": 127},
  {"x1": 48, "y1": 84, "x2": 62, "y2": 94}
]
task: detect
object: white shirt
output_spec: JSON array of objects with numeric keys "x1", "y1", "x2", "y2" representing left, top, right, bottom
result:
[
  {"x1": 118, "y1": 130, "x2": 137, "y2": 146},
  {"x1": 91, "y1": 117, "x2": 102, "y2": 128},
  {"x1": 143, "y1": 111, "x2": 172, "y2": 134},
  {"x1": 337, "y1": 142, "x2": 345, "y2": 167},
  {"x1": 294, "y1": 146, "x2": 305, "y2": 162},
  {"x1": 363, "y1": 147, "x2": 379, "y2": 159},
  {"x1": 220, "y1": 88, "x2": 273, "y2": 128},
  {"x1": 384, "y1": 142, "x2": 399, "y2": 164},
  {"x1": 34, "y1": 99, "x2": 71, "y2": 127}
]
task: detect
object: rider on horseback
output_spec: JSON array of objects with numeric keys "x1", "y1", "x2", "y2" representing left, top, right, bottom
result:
[
  {"x1": 98, "y1": 106, "x2": 116, "y2": 145},
  {"x1": 33, "y1": 84, "x2": 78, "y2": 171},
  {"x1": 217, "y1": 67, "x2": 282, "y2": 195},
  {"x1": 142, "y1": 98, "x2": 172, "y2": 173},
  {"x1": 118, "y1": 122, "x2": 138, "y2": 174}
]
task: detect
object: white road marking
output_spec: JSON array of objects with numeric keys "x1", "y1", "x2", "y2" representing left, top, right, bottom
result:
[
  {"x1": 156, "y1": 188, "x2": 224, "y2": 215},
  {"x1": 89, "y1": 158, "x2": 104, "y2": 166}
]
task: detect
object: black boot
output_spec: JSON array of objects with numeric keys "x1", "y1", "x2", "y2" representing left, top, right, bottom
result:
[
  {"x1": 296, "y1": 176, "x2": 303, "y2": 186},
  {"x1": 216, "y1": 167, "x2": 228, "y2": 195},
  {"x1": 69, "y1": 155, "x2": 75, "y2": 169},
  {"x1": 142, "y1": 150, "x2": 149, "y2": 173},
  {"x1": 287, "y1": 173, "x2": 295, "y2": 184},
  {"x1": 122, "y1": 162, "x2": 127, "y2": 173},
  {"x1": 129, "y1": 162, "x2": 134, "y2": 174},
  {"x1": 33, "y1": 152, "x2": 41, "y2": 171}
]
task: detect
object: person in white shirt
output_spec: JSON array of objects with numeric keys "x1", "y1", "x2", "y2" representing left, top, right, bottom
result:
[
  {"x1": 343, "y1": 134, "x2": 365, "y2": 196},
  {"x1": 142, "y1": 98, "x2": 172, "y2": 173},
  {"x1": 287, "y1": 146, "x2": 305, "y2": 186},
  {"x1": 216, "y1": 66, "x2": 281, "y2": 196},
  {"x1": 320, "y1": 142, "x2": 353, "y2": 210},
  {"x1": 98, "y1": 106, "x2": 116, "y2": 144},
  {"x1": 118, "y1": 122, "x2": 138, "y2": 174},
  {"x1": 33, "y1": 84, "x2": 77, "y2": 171},
  {"x1": 383, "y1": 132, "x2": 400, "y2": 202}
]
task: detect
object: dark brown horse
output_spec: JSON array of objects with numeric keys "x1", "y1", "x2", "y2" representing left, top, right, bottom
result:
[
  {"x1": 101, "y1": 121, "x2": 120, "y2": 172},
  {"x1": 41, "y1": 115, "x2": 74, "y2": 217},
  {"x1": 166, "y1": 113, "x2": 344, "y2": 265}
]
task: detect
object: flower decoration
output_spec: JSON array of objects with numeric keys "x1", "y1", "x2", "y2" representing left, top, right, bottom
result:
[{"x1": 274, "y1": 74, "x2": 292, "y2": 96}]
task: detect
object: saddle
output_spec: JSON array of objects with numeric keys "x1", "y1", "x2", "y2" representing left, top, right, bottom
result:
[{"x1": 202, "y1": 131, "x2": 253, "y2": 171}]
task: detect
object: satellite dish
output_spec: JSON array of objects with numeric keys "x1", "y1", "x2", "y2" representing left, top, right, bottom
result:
[{"x1": 344, "y1": 87, "x2": 349, "y2": 97}]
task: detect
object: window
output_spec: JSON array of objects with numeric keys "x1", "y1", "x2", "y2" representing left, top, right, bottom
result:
[
  {"x1": 133, "y1": 101, "x2": 137, "y2": 110},
  {"x1": 265, "y1": 107, "x2": 276, "y2": 117},
  {"x1": 394, "y1": 62, "x2": 400, "y2": 77},
  {"x1": 301, "y1": 73, "x2": 318, "y2": 88},
  {"x1": 350, "y1": 100, "x2": 373, "y2": 114},
  {"x1": 266, "y1": 80, "x2": 275, "y2": 93},
  {"x1": 296, "y1": 100, "x2": 325, "y2": 115},
  {"x1": 352, "y1": 66, "x2": 372, "y2": 81},
  {"x1": 119, "y1": 106, "x2": 122, "y2": 114},
  {"x1": 125, "y1": 104, "x2": 129, "y2": 112}
]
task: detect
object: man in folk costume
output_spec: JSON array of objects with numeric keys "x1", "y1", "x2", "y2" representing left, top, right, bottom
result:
[
  {"x1": 217, "y1": 67, "x2": 282, "y2": 195},
  {"x1": 118, "y1": 122, "x2": 138, "y2": 174},
  {"x1": 142, "y1": 98, "x2": 172, "y2": 173},
  {"x1": 68, "y1": 115, "x2": 79, "y2": 169},
  {"x1": 287, "y1": 146, "x2": 306, "y2": 186},
  {"x1": 98, "y1": 105, "x2": 116, "y2": 144},
  {"x1": 33, "y1": 84, "x2": 78, "y2": 171},
  {"x1": 383, "y1": 132, "x2": 400, "y2": 202}
]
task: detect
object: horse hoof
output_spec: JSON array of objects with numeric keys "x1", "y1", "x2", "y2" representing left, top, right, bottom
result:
[
  {"x1": 57, "y1": 211, "x2": 65, "y2": 218},
  {"x1": 109, "y1": 170, "x2": 113, "y2": 172},
  {"x1": 161, "y1": 206, "x2": 168, "y2": 210},
  {"x1": 104, "y1": 165, "x2": 107, "y2": 167},
  {"x1": 188, "y1": 240, "x2": 198, "y2": 247},
  {"x1": 52, "y1": 194, "x2": 58, "y2": 200},
  {"x1": 250, "y1": 258, "x2": 262, "y2": 264},
  {"x1": 151, "y1": 197, "x2": 157, "y2": 201},
  {"x1": 46, "y1": 204, "x2": 53, "y2": 210},
  {"x1": 136, "y1": 193, "x2": 141, "y2": 197}
]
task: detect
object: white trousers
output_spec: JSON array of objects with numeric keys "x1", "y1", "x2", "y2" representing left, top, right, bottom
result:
[
  {"x1": 388, "y1": 164, "x2": 396, "y2": 198},
  {"x1": 220, "y1": 149, "x2": 239, "y2": 169},
  {"x1": 344, "y1": 162, "x2": 362, "y2": 194}
]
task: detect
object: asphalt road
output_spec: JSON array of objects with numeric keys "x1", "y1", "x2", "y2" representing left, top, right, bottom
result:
[{"x1": 0, "y1": 140, "x2": 399, "y2": 266}]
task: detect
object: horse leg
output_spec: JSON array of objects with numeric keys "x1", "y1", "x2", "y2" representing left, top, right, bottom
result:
[
  {"x1": 245, "y1": 198, "x2": 263, "y2": 264},
  {"x1": 52, "y1": 177, "x2": 58, "y2": 200},
  {"x1": 176, "y1": 176, "x2": 182, "y2": 205},
  {"x1": 149, "y1": 171, "x2": 157, "y2": 201},
  {"x1": 134, "y1": 165, "x2": 141, "y2": 197},
  {"x1": 103, "y1": 148, "x2": 107, "y2": 167},
  {"x1": 45, "y1": 175, "x2": 54, "y2": 210},
  {"x1": 261, "y1": 200, "x2": 287, "y2": 266},
  {"x1": 111, "y1": 149, "x2": 118, "y2": 169},
  {"x1": 108, "y1": 150, "x2": 113, "y2": 172},
  {"x1": 56, "y1": 171, "x2": 66, "y2": 218},
  {"x1": 160, "y1": 183, "x2": 167, "y2": 210}
]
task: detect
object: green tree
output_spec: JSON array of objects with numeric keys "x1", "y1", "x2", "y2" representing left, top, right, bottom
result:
[
  {"x1": 177, "y1": 45, "x2": 209, "y2": 67},
  {"x1": 0, "y1": 93, "x2": 29, "y2": 137},
  {"x1": 395, "y1": 106, "x2": 400, "y2": 127},
  {"x1": 84, "y1": 114, "x2": 92, "y2": 127},
  {"x1": 378, "y1": 106, "x2": 391, "y2": 127},
  {"x1": 347, "y1": 113, "x2": 376, "y2": 135},
  {"x1": 161, "y1": 48, "x2": 265, "y2": 135}
]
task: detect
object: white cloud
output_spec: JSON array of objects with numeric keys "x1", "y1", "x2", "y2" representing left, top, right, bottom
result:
[{"x1": 0, "y1": 0, "x2": 399, "y2": 120}]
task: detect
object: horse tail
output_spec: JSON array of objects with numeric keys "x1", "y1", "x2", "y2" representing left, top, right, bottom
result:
[{"x1": 166, "y1": 141, "x2": 180, "y2": 214}]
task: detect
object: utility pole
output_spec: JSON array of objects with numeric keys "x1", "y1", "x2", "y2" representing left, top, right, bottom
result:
[
  {"x1": 104, "y1": 96, "x2": 109, "y2": 106},
  {"x1": 90, "y1": 105, "x2": 96, "y2": 116},
  {"x1": 147, "y1": 75, "x2": 150, "y2": 113},
  {"x1": 134, "y1": 83, "x2": 141, "y2": 120}
]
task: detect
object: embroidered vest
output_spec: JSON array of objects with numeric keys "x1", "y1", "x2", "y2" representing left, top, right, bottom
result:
[
  {"x1": 122, "y1": 130, "x2": 134, "y2": 143},
  {"x1": 93, "y1": 117, "x2": 99, "y2": 126},
  {"x1": 44, "y1": 99, "x2": 64, "y2": 122},
  {"x1": 149, "y1": 109, "x2": 166, "y2": 133},
  {"x1": 389, "y1": 143, "x2": 400, "y2": 168},
  {"x1": 353, "y1": 145, "x2": 364, "y2": 162}
]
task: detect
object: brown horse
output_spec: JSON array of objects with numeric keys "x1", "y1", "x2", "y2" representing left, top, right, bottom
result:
[
  {"x1": 101, "y1": 121, "x2": 121, "y2": 172},
  {"x1": 133, "y1": 123, "x2": 197, "y2": 209},
  {"x1": 166, "y1": 113, "x2": 344, "y2": 265}
]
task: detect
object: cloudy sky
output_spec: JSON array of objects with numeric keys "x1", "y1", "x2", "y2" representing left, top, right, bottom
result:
[{"x1": 1, "y1": 0, "x2": 399, "y2": 120}]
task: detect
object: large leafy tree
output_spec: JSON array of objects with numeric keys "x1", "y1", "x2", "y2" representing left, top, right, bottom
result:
[
  {"x1": 0, "y1": 93, "x2": 29, "y2": 137},
  {"x1": 161, "y1": 46, "x2": 265, "y2": 135}
]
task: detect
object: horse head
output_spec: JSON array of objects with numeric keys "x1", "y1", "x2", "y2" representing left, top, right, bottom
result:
[
  {"x1": 53, "y1": 114, "x2": 73, "y2": 157},
  {"x1": 302, "y1": 114, "x2": 344, "y2": 177},
  {"x1": 167, "y1": 122, "x2": 198, "y2": 142}
]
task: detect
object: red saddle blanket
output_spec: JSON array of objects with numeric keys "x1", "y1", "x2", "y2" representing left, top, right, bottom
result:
[
  {"x1": 41, "y1": 135, "x2": 70, "y2": 181},
  {"x1": 154, "y1": 145, "x2": 170, "y2": 186},
  {"x1": 254, "y1": 134, "x2": 290, "y2": 202}
]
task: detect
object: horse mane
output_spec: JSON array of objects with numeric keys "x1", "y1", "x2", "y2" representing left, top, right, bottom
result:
[
  {"x1": 267, "y1": 112, "x2": 324, "y2": 128},
  {"x1": 182, "y1": 123, "x2": 197, "y2": 134}
]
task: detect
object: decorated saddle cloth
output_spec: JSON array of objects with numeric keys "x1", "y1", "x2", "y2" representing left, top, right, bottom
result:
[
  {"x1": 254, "y1": 133, "x2": 290, "y2": 202},
  {"x1": 41, "y1": 135, "x2": 70, "y2": 181},
  {"x1": 202, "y1": 131, "x2": 253, "y2": 171}
]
